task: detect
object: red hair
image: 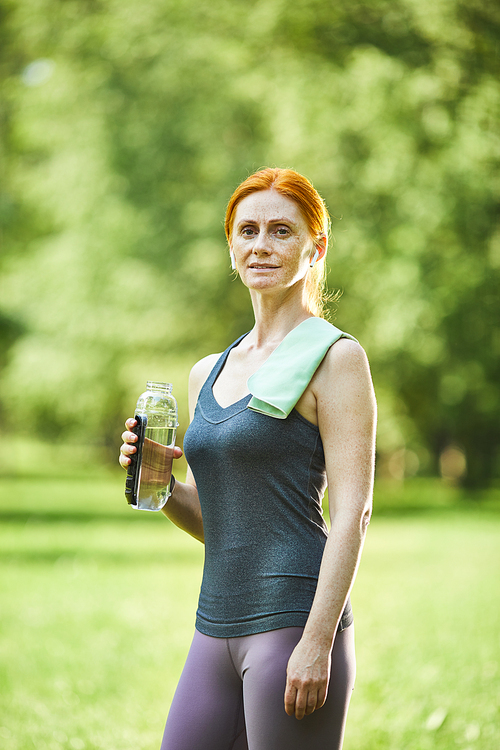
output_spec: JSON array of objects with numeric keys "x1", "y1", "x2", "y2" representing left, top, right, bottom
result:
[{"x1": 224, "y1": 168, "x2": 330, "y2": 318}]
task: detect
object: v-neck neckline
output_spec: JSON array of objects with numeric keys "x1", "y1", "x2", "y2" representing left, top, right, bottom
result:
[
  {"x1": 207, "y1": 320, "x2": 311, "y2": 413},
  {"x1": 196, "y1": 334, "x2": 253, "y2": 424},
  {"x1": 210, "y1": 333, "x2": 251, "y2": 410}
]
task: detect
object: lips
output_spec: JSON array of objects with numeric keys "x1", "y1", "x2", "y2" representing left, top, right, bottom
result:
[{"x1": 249, "y1": 264, "x2": 279, "y2": 269}]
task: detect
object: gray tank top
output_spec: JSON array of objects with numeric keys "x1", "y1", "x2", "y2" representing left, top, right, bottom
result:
[{"x1": 183, "y1": 334, "x2": 353, "y2": 638}]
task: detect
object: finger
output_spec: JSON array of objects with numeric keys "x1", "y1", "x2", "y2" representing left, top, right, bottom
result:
[
  {"x1": 173, "y1": 446, "x2": 183, "y2": 459},
  {"x1": 121, "y1": 430, "x2": 138, "y2": 444},
  {"x1": 284, "y1": 684, "x2": 297, "y2": 717},
  {"x1": 304, "y1": 690, "x2": 318, "y2": 716},
  {"x1": 119, "y1": 453, "x2": 131, "y2": 468},
  {"x1": 316, "y1": 684, "x2": 328, "y2": 709},
  {"x1": 293, "y1": 689, "x2": 308, "y2": 721},
  {"x1": 120, "y1": 442, "x2": 137, "y2": 457},
  {"x1": 125, "y1": 418, "x2": 137, "y2": 429}
]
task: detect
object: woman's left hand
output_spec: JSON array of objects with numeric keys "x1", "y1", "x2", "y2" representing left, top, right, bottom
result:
[{"x1": 284, "y1": 638, "x2": 331, "y2": 720}]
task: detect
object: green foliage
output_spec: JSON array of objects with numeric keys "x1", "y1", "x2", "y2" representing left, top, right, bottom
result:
[{"x1": 0, "y1": 0, "x2": 499, "y2": 483}]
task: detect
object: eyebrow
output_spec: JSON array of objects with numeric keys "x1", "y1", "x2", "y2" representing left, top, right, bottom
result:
[{"x1": 236, "y1": 217, "x2": 297, "y2": 226}]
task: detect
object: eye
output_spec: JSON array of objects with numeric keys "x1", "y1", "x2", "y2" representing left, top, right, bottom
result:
[
  {"x1": 275, "y1": 226, "x2": 290, "y2": 237},
  {"x1": 241, "y1": 226, "x2": 256, "y2": 237}
]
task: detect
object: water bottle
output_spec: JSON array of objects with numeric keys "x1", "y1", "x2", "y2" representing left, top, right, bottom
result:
[{"x1": 125, "y1": 381, "x2": 178, "y2": 511}]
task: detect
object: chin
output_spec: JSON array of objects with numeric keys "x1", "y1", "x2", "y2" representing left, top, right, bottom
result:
[{"x1": 244, "y1": 277, "x2": 280, "y2": 290}]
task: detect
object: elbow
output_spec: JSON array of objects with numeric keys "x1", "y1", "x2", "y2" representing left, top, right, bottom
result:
[
  {"x1": 360, "y1": 505, "x2": 372, "y2": 535},
  {"x1": 331, "y1": 501, "x2": 372, "y2": 538},
  {"x1": 196, "y1": 528, "x2": 205, "y2": 544}
]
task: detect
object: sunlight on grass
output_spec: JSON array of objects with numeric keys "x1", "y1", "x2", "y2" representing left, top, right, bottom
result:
[
  {"x1": 0, "y1": 464, "x2": 499, "y2": 749},
  {"x1": 347, "y1": 513, "x2": 499, "y2": 750}
]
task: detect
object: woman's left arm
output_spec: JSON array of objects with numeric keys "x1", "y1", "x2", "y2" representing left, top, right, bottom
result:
[{"x1": 284, "y1": 339, "x2": 377, "y2": 720}]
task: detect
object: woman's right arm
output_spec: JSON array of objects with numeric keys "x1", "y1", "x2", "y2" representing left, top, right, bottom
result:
[
  {"x1": 119, "y1": 354, "x2": 220, "y2": 544},
  {"x1": 160, "y1": 462, "x2": 204, "y2": 542}
]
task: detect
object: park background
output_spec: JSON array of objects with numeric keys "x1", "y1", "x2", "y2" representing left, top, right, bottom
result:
[{"x1": 0, "y1": 1, "x2": 499, "y2": 748}]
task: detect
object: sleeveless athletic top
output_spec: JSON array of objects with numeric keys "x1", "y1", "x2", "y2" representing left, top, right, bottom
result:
[{"x1": 183, "y1": 333, "x2": 353, "y2": 638}]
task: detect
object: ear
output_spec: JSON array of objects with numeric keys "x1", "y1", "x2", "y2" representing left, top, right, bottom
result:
[
  {"x1": 229, "y1": 247, "x2": 237, "y2": 271},
  {"x1": 314, "y1": 234, "x2": 327, "y2": 262},
  {"x1": 310, "y1": 234, "x2": 327, "y2": 266}
]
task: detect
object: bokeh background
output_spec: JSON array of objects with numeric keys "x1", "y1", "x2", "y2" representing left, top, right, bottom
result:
[{"x1": 1, "y1": 2, "x2": 499, "y2": 749}]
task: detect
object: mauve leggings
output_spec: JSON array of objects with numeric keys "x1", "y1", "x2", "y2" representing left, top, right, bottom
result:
[{"x1": 160, "y1": 625, "x2": 356, "y2": 750}]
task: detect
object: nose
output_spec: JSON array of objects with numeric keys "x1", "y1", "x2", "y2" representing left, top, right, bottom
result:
[{"x1": 251, "y1": 230, "x2": 272, "y2": 256}]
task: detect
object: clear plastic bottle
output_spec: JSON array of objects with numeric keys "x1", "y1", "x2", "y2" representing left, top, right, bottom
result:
[{"x1": 125, "y1": 381, "x2": 178, "y2": 511}]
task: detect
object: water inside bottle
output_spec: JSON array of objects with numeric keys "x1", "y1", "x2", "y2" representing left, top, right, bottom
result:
[
  {"x1": 145, "y1": 425, "x2": 175, "y2": 448},
  {"x1": 137, "y1": 426, "x2": 176, "y2": 511}
]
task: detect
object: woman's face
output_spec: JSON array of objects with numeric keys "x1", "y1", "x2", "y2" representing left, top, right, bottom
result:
[{"x1": 230, "y1": 189, "x2": 320, "y2": 294}]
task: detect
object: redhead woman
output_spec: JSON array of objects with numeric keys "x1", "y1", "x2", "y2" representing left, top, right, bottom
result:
[{"x1": 119, "y1": 168, "x2": 376, "y2": 750}]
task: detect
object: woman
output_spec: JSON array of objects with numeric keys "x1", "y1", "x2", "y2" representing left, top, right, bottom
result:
[{"x1": 119, "y1": 168, "x2": 376, "y2": 750}]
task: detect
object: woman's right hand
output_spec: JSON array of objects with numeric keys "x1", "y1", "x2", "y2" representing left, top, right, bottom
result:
[
  {"x1": 119, "y1": 417, "x2": 140, "y2": 469},
  {"x1": 119, "y1": 417, "x2": 183, "y2": 471}
]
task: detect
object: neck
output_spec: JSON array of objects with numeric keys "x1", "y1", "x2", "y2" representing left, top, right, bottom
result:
[{"x1": 247, "y1": 286, "x2": 313, "y2": 348}]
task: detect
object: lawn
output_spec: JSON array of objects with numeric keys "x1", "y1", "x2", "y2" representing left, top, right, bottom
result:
[{"x1": 0, "y1": 446, "x2": 498, "y2": 749}]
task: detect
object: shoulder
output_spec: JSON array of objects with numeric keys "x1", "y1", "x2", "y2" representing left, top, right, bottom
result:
[
  {"x1": 187, "y1": 353, "x2": 222, "y2": 418},
  {"x1": 313, "y1": 337, "x2": 376, "y2": 411},
  {"x1": 321, "y1": 337, "x2": 370, "y2": 377},
  {"x1": 189, "y1": 352, "x2": 221, "y2": 392}
]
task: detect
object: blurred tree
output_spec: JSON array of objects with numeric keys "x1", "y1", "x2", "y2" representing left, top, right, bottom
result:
[
  {"x1": 0, "y1": 0, "x2": 498, "y2": 484},
  {"x1": 0, "y1": 0, "x2": 42, "y2": 385}
]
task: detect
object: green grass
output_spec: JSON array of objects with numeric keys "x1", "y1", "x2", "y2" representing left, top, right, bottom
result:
[
  {"x1": 0, "y1": 449, "x2": 499, "y2": 749},
  {"x1": 348, "y1": 512, "x2": 499, "y2": 750}
]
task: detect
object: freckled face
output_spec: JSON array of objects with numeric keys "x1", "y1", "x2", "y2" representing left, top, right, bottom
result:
[{"x1": 230, "y1": 189, "x2": 316, "y2": 293}]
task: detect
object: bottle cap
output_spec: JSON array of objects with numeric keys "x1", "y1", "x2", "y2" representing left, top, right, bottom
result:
[{"x1": 146, "y1": 381, "x2": 172, "y2": 392}]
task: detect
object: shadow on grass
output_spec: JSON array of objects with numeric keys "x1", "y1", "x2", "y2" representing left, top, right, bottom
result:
[
  {"x1": 0, "y1": 547, "x2": 200, "y2": 565},
  {"x1": 0, "y1": 509, "x2": 160, "y2": 525},
  {"x1": 372, "y1": 478, "x2": 500, "y2": 516}
]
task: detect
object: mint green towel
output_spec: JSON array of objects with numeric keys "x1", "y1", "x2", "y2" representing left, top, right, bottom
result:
[{"x1": 247, "y1": 317, "x2": 357, "y2": 419}]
